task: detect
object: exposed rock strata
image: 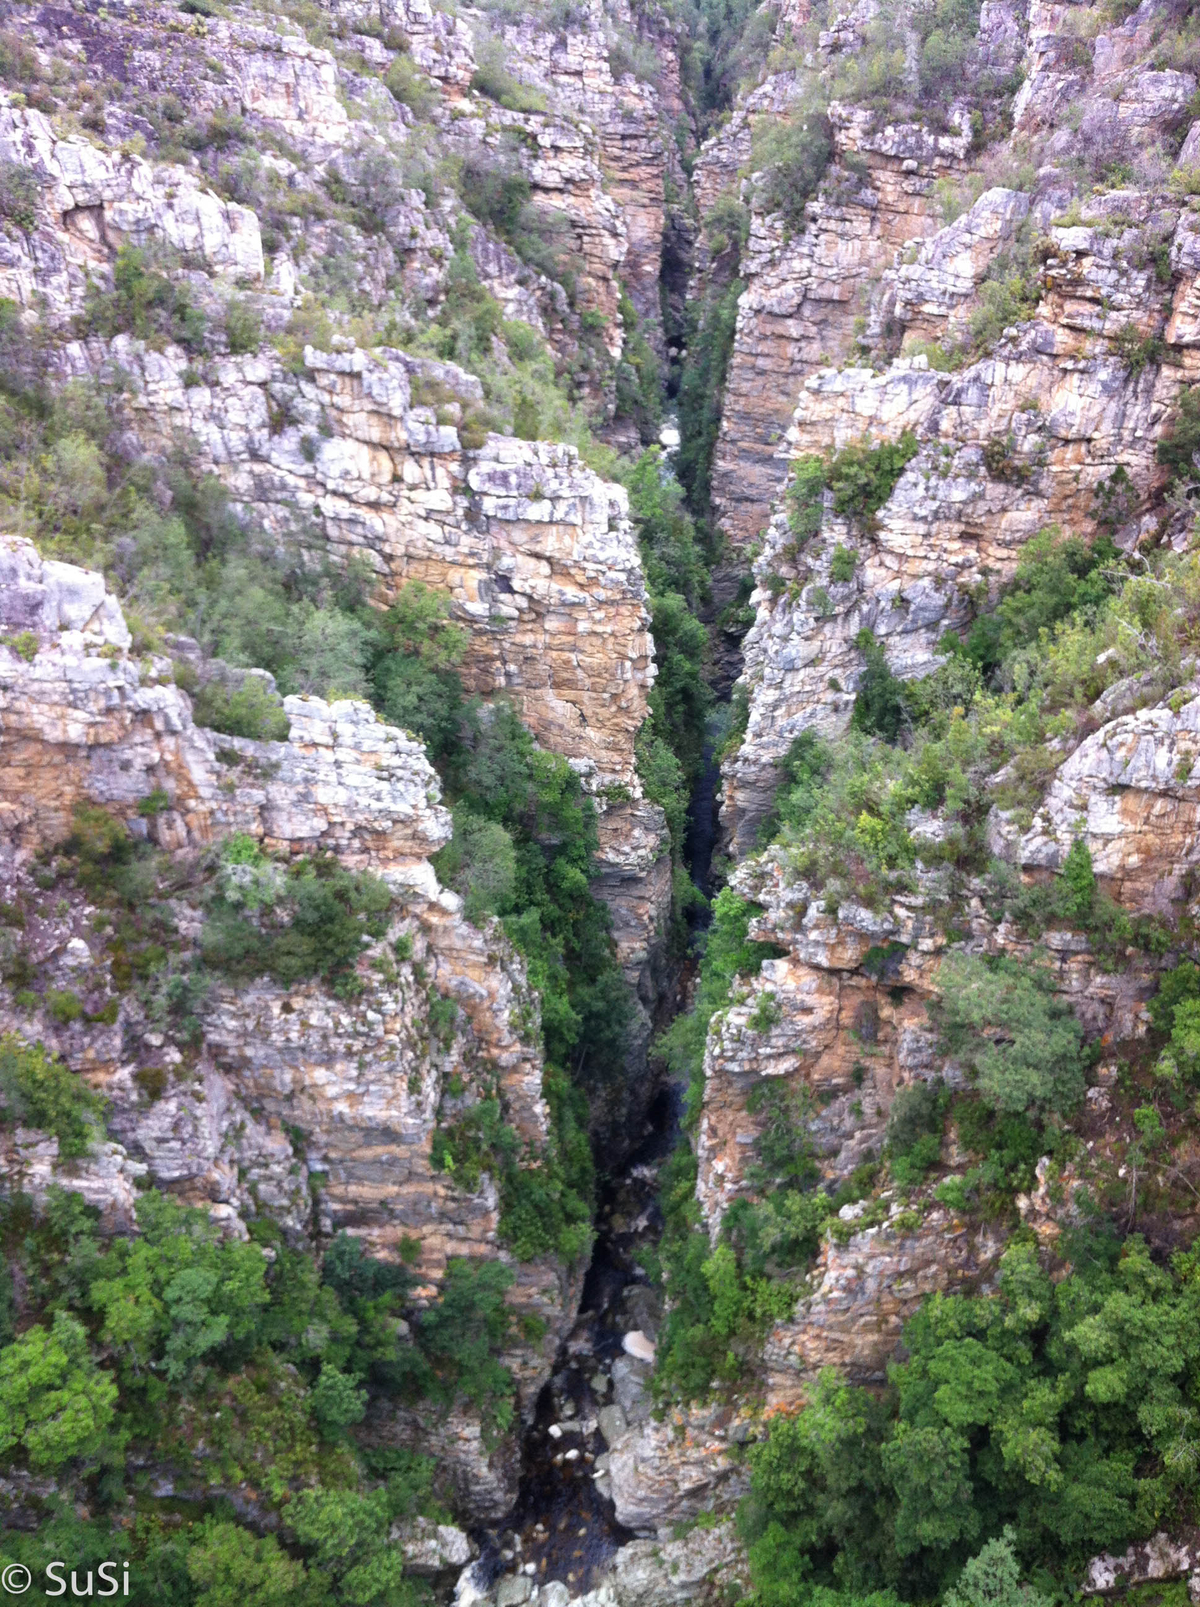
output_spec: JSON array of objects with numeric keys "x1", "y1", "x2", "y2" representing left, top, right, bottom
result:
[
  {"x1": 0, "y1": 539, "x2": 580, "y2": 1519},
  {"x1": 707, "y1": 107, "x2": 974, "y2": 550},
  {"x1": 722, "y1": 180, "x2": 1199, "y2": 850}
]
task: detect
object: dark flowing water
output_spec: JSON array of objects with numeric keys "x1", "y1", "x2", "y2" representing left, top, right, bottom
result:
[
  {"x1": 483, "y1": 697, "x2": 728, "y2": 1594},
  {"x1": 500, "y1": 1083, "x2": 681, "y2": 1592}
]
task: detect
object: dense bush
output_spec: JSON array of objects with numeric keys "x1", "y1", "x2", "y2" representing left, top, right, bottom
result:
[
  {"x1": 932, "y1": 953, "x2": 1086, "y2": 1118},
  {"x1": 202, "y1": 839, "x2": 393, "y2": 996},
  {"x1": 370, "y1": 581, "x2": 468, "y2": 761},
  {"x1": 958, "y1": 529, "x2": 1119, "y2": 680},
  {"x1": 1157, "y1": 384, "x2": 1200, "y2": 488},
  {"x1": 0, "y1": 1312, "x2": 118, "y2": 1473},
  {"x1": 384, "y1": 53, "x2": 436, "y2": 116},
  {"x1": 650, "y1": 891, "x2": 804, "y2": 1400},
  {"x1": 0, "y1": 160, "x2": 40, "y2": 231},
  {"x1": 0, "y1": 1035, "x2": 104, "y2": 1157},
  {"x1": 741, "y1": 1236, "x2": 1200, "y2": 1601},
  {"x1": 1149, "y1": 960, "x2": 1200, "y2": 1084},
  {"x1": 826, "y1": 431, "x2": 919, "y2": 524},
  {"x1": 752, "y1": 109, "x2": 834, "y2": 232},
  {"x1": 457, "y1": 148, "x2": 573, "y2": 289},
  {"x1": 469, "y1": 37, "x2": 547, "y2": 112},
  {"x1": 192, "y1": 676, "x2": 290, "y2": 741},
  {"x1": 0, "y1": 1184, "x2": 511, "y2": 1600},
  {"x1": 886, "y1": 1081, "x2": 950, "y2": 1188},
  {"x1": 676, "y1": 277, "x2": 743, "y2": 523},
  {"x1": 80, "y1": 246, "x2": 207, "y2": 352}
]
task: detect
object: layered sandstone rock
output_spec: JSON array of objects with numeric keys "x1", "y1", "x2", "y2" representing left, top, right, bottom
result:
[
  {"x1": 720, "y1": 174, "x2": 1200, "y2": 849},
  {"x1": 606, "y1": 1399, "x2": 756, "y2": 1533},
  {"x1": 1015, "y1": 684, "x2": 1200, "y2": 916},
  {"x1": 707, "y1": 106, "x2": 974, "y2": 550},
  {"x1": 0, "y1": 540, "x2": 580, "y2": 1517},
  {"x1": 52, "y1": 336, "x2": 673, "y2": 1050},
  {"x1": 763, "y1": 1206, "x2": 1009, "y2": 1400},
  {"x1": 704, "y1": 842, "x2": 1156, "y2": 1196},
  {"x1": 0, "y1": 98, "x2": 264, "y2": 319}
]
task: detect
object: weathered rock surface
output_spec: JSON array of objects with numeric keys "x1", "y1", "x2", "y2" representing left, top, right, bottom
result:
[
  {"x1": 0, "y1": 541, "x2": 580, "y2": 1520},
  {"x1": 722, "y1": 224, "x2": 1188, "y2": 851},
  {"x1": 708, "y1": 106, "x2": 974, "y2": 550},
  {"x1": 1017, "y1": 686, "x2": 1200, "y2": 916},
  {"x1": 1083, "y1": 1528, "x2": 1200, "y2": 1597},
  {"x1": 606, "y1": 1400, "x2": 756, "y2": 1534},
  {"x1": 606, "y1": 1520, "x2": 749, "y2": 1606}
]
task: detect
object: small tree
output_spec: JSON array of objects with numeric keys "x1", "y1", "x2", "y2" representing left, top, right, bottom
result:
[
  {"x1": 945, "y1": 1528, "x2": 1051, "y2": 1607},
  {"x1": 188, "y1": 1518, "x2": 307, "y2": 1607},
  {"x1": 934, "y1": 953, "x2": 1086, "y2": 1117},
  {"x1": 0, "y1": 1312, "x2": 117, "y2": 1471},
  {"x1": 1060, "y1": 837, "x2": 1096, "y2": 921}
]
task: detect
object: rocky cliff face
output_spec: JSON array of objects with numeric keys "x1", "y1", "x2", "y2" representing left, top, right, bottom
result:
[
  {"x1": 0, "y1": 0, "x2": 693, "y2": 1545},
  {"x1": 721, "y1": 170, "x2": 1200, "y2": 850},
  {"x1": 0, "y1": 535, "x2": 580, "y2": 1517},
  {"x1": 707, "y1": 104, "x2": 974, "y2": 550}
]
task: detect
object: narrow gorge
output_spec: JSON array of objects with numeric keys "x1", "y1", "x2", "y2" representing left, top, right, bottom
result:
[{"x1": 6, "y1": 0, "x2": 1200, "y2": 1604}]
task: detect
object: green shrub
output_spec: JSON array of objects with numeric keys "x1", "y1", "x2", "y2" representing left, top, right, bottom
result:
[
  {"x1": 965, "y1": 240, "x2": 1042, "y2": 353},
  {"x1": 192, "y1": 676, "x2": 290, "y2": 741},
  {"x1": 1148, "y1": 960, "x2": 1200, "y2": 1084},
  {"x1": 0, "y1": 1034, "x2": 104, "y2": 1155},
  {"x1": 676, "y1": 276, "x2": 742, "y2": 520},
  {"x1": 742, "y1": 1235, "x2": 1200, "y2": 1599},
  {"x1": 786, "y1": 455, "x2": 826, "y2": 545},
  {"x1": 0, "y1": 161, "x2": 39, "y2": 232},
  {"x1": 932, "y1": 952, "x2": 1087, "y2": 1117},
  {"x1": 745, "y1": 1080, "x2": 818, "y2": 1189},
  {"x1": 309, "y1": 1362, "x2": 367, "y2": 1440},
  {"x1": 470, "y1": 38, "x2": 547, "y2": 112},
  {"x1": 1157, "y1": 385, "x2": 1200, "y2": 487},
  {"x1": 403, "y1": 1258, "x2": 517, "y2": 1434},
  {"x1": 80, "y1": 245, "x2": 207, "y2": 352},
  {"x1": 385, "y1": 53, "x2": 436, "y2": 116},
  {"x1": 224, "y1": 296, "x2": 262, "y2": 356},
  {"x1": 371, "y1": 583, "x2": 467, "y2": 761},
  {"x1": 1113, "y1": 324, "x2": 1163, "y2": 374},
  {"x1": 945, "y1": 1529, "x2": 1051, "y2": 1607},
  {"x1": 752, "y1": 108, "x2": 834, "y2": 232},
  {"x1": 202, "y1": 850, "x2": 393, "y2": 995},
  {"x1": 187, "y1": 1518, "x2": 308, "y2": 1607},
  {"x1": 851, "y1": 629, "x2": 907, "y2": 744},
  {"x1": 886, "y1": 1081, "x2": 949, "y2": 1187},
  {"x1": 1060, "y1": 837, "x2": 1096, "y2": 920},
  {"x1": 434, "y1": 808, "x2": 517, "y2": 923},
  {"x1": 457, "y1": 148, "x2": 573, "y2": 289},
  {"x1": 614, "y1": 292, "x2": 662, "y2": 443},
  {"x1": 136, "y1": 787, "x2": 171, "y2": 818},
  {"x1": 826, "y1": 430, "x2": 919, "y2": 524},
  {"x1": 0, "y1": 1312, "x2": 117, "y2": 1471},
  {"x1": 829, "y1": 543, "x2": 857, "y2": 583},
  {"x1": 287, "y1": 1488, "x2": 409, "y2": 1604},
  {"x1": 45, "y1": 988, "x2": 83, "y2": 1026},
  {"x1": 1, "y1": 628, "x2": 37, "y2": 661},
  {"x1": 90, "y1": 1192, "x2": 269, "y2": 1392},
  {"x1": 960, "y1": 528, "x2": 1119, "y2": 679}
]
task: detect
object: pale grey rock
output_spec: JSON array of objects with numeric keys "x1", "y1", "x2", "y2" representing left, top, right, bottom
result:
[
  {"x1": 609, "y1": 1520, "x2": 748, "y2": 1607},
  {"x1": 597, "y1": 1403, "x2": 628, "y2": 1444}
]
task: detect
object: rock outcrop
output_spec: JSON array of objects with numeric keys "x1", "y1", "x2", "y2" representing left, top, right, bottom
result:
[
  {"x1": 720, "y1": 179, "x2": 1199, "y2": 851},
  {"x1": 0, "y1": 538, "x2": 579, "y2": 1519},
  {"x1": 706, "y1": 106, "x2": 974, "y2": 550}
]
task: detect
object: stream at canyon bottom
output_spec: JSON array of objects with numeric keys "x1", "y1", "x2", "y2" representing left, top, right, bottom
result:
[
  {"x1": 473, "y1": 1078, "x2": 681, "y2": 1595},
  {"x1": 468, "y1": 697, "x2": 729, "y2": 1596}
]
